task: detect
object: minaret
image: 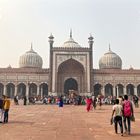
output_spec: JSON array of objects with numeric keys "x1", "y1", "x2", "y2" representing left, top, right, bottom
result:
[
  {"x1": 48, "y1": 33, "x2": 54, "y2": 94},
  {"x1": 88, "y1": 34, "x2": 94, "y2": 94},
  {"x1": 88, "y1": 34, "x2": 94, "y2": 63}
]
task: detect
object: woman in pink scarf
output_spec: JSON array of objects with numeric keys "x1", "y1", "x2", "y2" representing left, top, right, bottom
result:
[{"x1": 86, "y1": 96, "x2": 92, "y2": 112}]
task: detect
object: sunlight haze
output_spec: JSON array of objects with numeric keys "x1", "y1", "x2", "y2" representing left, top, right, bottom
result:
[{"x1": 0, "y1": 0, "x2": 140, "y2": 69}]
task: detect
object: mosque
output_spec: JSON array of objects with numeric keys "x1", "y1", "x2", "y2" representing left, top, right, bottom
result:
[{"x1": 0, "y1": 32, "x2": 140, "y2": 98}]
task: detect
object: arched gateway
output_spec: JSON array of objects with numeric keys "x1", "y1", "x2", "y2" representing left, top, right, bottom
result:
[
  {"x1": 48, "y1": 32, "x2": 93, "y2": 96},
  {"x1": 57, "y1": 58, "x2": 84, "y2": 95},
  {"x1": 64, "y1": 78, "x2": 78, "y2": 95}
]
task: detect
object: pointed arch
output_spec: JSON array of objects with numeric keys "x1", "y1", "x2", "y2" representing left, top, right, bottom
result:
[
  {"x1": 6, "y1": 83, "x2": 15, "y2": 98},
  {"x1": 58, "y1": 58, "x2": 84, "y2": 73},
  {"x1": 105, "y1": 83, "x2": 113, "y2": 97},
  {"x1": 29, "y1": 83, "x2": 37, "y2": 97},
  {"x1": 126, "y1": 84, "x2": 134, "y2": 96},
  {"x1": 64, "y1": 78, "x2": 78, "y2": 95},
  {"x1": 39, "y1": 83, "x2": 48, "y2": 97},
  {"x1": 17, "y1": 83, "x2": 26, "y2": 98},
  {"x1": 57, "y1": 58, "x2": 85, "y2": 94},
  {"x1": 93, "y1": 83, "x2": 102, "y2": 97},
  {"x1": 116, "y1": 84, "x2": 124, "y2": 96}
]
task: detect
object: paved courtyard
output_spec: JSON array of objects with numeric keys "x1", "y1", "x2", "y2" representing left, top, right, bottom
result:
[{"x1": 0, "y1": 102, "x2": 140, "y2": 140}]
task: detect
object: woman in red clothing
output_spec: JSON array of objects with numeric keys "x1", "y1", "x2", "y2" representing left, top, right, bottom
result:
[{"x1": 86, "y1": 96, "x2": 92, "y2": 112}]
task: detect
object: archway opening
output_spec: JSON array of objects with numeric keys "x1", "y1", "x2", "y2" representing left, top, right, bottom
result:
[
  {"x1": 94, "y1": 84, "x2": 102, "y2": 97},
  {"x1": 126, "y1": 84, "x2": 134, "y2": 96},
  {"x1": 39, "y1": 83, "x2": 48, "y2": 97},
  {"x1": 6, "y1": 83, "x2": 15, "y2": 98},
  {"x1": 116, "y1": 84, "x2": 124, "y2": 97},
  {"x1": 58, "y1": 58, "x2": 84, "y2": 94},
  {"x1": 29, "y1": 83, "x2": 37, "y2": 97},
  {"x1": 17, "y1": 83, "x2": 26, "y2": 99},
  {"x1": 105, "y1": 84, "x2": 113, "y2": 97},
  {"x1": 64, "y1": 78, "x2": 78, "y2": 95}
]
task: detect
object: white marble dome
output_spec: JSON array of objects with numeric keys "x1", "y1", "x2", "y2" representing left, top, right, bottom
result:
[
  {"x1": 99, "y1": 48, "x2": 122, "y2": 69},
  {"x1": 62, "y1": 32, "x2": 81, "y2": 48},
  {"x1": 19, "y1": 45, "x2": 43, "y2": 68}
]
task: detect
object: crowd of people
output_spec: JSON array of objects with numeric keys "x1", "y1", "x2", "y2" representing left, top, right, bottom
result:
[
  {"x1": 14, "y1": 94, "x2": 87, "y2": 106},
  {"x1": 1, "y1": 92, "x2": 139, "y2": 135},
  {"x1": 84, "y1": 94, "x2": 139, "y2": 136},
  {"x1": 13, "y1": 94, "x2": 139, "y2": 109}
]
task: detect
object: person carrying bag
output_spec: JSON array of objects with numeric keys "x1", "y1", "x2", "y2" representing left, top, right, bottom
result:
[{"x1": 123, "y1": 95, "x2": 134, "y2": 135}]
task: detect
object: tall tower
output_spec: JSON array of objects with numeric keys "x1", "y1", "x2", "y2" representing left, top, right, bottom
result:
[
  {"x1": 88, "y1": 34, "x2": 94, "y2": 93},
  {"x1": 48, "y1": 34, "x2": 54, "y2": 94}
]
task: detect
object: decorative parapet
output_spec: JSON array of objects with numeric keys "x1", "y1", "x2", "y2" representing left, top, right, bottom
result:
[
  {"x1": 0, "y1": 68, "x2": 50, "y2": 74},
  {"x1": 52, "y1": 47, "x2": 91, "y2": 52},
  {"x1": 93, "y1": 69, "x2": 140, "y2": 74}
]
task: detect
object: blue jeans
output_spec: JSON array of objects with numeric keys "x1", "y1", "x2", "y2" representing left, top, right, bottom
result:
[{"x1": 4, "y1": 109, "x2": 9, "y2": 123}]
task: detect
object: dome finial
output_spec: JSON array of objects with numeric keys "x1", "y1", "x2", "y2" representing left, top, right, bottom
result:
[
  {"x1": 70, "y1": 29, "x2": 72, "y2": 38},
  {"x1": 30, "y1": 42, "x2": 33, "y2": 51},
  {"x1": 7, "y1": 64, "x2": 12, "y2": 68},
  {"x1": 109, "y1": 43, "x2": 111, "y2": 51},
  {"x1": 129, "y1": 65, "x2": 133, "y2": 70}
]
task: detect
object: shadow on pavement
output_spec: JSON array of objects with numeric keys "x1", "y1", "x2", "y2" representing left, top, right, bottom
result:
[
  {"x1": 123, "y1": 133, "x2": 140, "y2": 137},
  {"x1": 8, "y1": 121, "x2": 34, "y2": 125}
]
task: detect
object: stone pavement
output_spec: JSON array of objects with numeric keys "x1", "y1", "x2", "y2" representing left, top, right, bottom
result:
[{"x1": 0, "y1": 102, "x2": 140, "y2": 140}]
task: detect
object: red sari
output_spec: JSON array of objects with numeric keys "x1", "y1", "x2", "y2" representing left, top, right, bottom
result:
[{"x1": 86, "y1": 98, "x2": 92, "y2": 112}]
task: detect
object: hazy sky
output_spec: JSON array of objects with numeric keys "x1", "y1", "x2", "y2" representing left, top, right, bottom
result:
[{"x1": 0, "y1": 0, "x2": 140, "y2": 69}]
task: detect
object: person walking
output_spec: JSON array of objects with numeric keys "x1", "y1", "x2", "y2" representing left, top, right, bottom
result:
[
  {"x1": 86, "y1": 96, "x2": 92, "y2": 112},
  {"x1": 97, "y1": 95, "x2": 102, "y2": 109},
  {"x1": 92, "y1": 95, "x2": 97, "y2": 109},
  {"x1": 123, "y1": 95, "x2": 134, "y2": 135},
  {"x1": 14, "y1": 95, "x2": 19, "y2": 105},
  {"x1": 0, "y1": 97, "x2": 4, "y2": 123},
  {"x1": 111, "y1": 99, "x2": 123, "y2": 136},
  {"x1": 23, "y1": 96, "x2": 27, "y2": 105},
  {"x1": 133, "y1": 95, "x2": 139, "y2": 108},
  {"x1": 3, "y1": 96, "x2": 11, "y2": 123},
  {"x1": 58, "y1": 96, "x2": 63, "y2": 107}
]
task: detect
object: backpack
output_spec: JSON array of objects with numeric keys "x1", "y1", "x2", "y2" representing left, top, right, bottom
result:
[{"x1": 123, "y1": 100, "x2": 132, "y2": 117}]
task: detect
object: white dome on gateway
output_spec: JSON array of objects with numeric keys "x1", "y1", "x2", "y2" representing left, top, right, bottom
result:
[
  {"x1": 99, "y1": 46, "x2": 122, "y2": 69},
  {"x1": 61, "y1": 30, "x2": 81, "y2": 48},
  {"x1": 19, "y1": 44, "x2": 43, "y2": 68}
]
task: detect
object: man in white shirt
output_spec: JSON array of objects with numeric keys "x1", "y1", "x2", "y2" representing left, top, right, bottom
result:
[{"x1": 111, "y1": 99, "x2": 123, "y2": 136}]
